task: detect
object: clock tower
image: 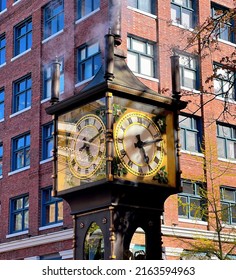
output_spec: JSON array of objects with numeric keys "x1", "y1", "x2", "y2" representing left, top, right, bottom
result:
[{"x1": 46, "y1": 3, "x2": 187, "y2": 260}]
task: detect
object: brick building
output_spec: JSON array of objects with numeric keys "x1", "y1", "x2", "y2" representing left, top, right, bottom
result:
[{"x1": 0, "y1": 0, "x2": 236, "y2": 259}]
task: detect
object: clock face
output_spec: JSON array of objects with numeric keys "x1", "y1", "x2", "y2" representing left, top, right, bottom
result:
[
  {"x1": 114, "y1": 111, "x2": 164, "y2": 177},
  {"x1": 68, "y1": 114, "x2": 106, "y2": 179}
]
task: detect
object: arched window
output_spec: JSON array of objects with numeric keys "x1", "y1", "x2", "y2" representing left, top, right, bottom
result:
[{"x1": 84, "y1": 222, "x2": 104, "y2": 260}]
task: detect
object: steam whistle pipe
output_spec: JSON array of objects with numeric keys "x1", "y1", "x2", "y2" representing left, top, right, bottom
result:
[
  {"x1": 171, "y1": 54, "x2": 181, "y2": 101},
  {"x1": 104, "y1": 30, "x2": 115, "y2": 81},
  {"x1": 109, "y1": 0, "x2": 122, "y2": 46},
  {"x1": 50, "y1": 58, "x2": 61, "y2": 104}
]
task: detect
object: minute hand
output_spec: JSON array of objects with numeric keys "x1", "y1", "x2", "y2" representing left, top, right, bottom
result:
[
  {"x1": 88, "y1": 129, "x2": 103, "y2": 143},
  {"x1": 142, "y1": 138, "x2": 162, "y2": 146}
]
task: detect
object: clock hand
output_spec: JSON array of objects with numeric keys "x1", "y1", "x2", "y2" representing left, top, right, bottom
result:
[
  {"x1": 79, "y1": 137, "x2": 88, "y2": 151},
  {"x1": 142, "y1": 138, "x2": 163, "y2": 146},
  {"x1": 88, "y1": 129, "x2": 103, "y2": 143},
  {"x1": 134, "y1": 134, "x2": 149, "y2": 164}
]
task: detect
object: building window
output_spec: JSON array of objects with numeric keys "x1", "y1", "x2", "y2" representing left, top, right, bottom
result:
[
  {"x1": 0, "y1": 0, "x2": 6, "y2": 11},
  {"x1": 0, "y1": 34, "x2": 6, "y2": 65},
  {"x1": 42, "y1": 122, "x2": 54, "y2": 160},
  {"x1": 13, "y1": 75, "x2": 31, "y2": 114},
  {"x1": 0, "y1": 143, "x2": 3, "y2": 176},
  {"x1": 14, "y1": 17, "x2": 32, "y2": 56},
  {"x1": 178, "y1": 180, "x2": 206, "y2": 220},
  {"x1": 43, "y1": 58, "x2": 64, "y2": 99},
  {"x1": 41, "y1": 187, "x2": 63, "y2": 226},
  {"x1": 43, "y1": 0, "x2": 64, "y2": 39},
  {"x1": 179, "y1": 115, "x2": 202, "y2": 152},
  {"x1": 12, "y1": 133, "x2": 30, "y2": 171},
  {"x1": 211, "y1": 3, "x2": 235, "y2": 43},
  {"x1": 10, "y1": 194, "x2": 29, "y2": 233},
  {"x1": 179, "y1": 53, "x2": 198, "y2": 89},
  {"x1": 217, "y1": 123, "x2": 236, "y2": 160},
  {"x1": 171, "y1": 0, "x2": 195, "y2": 29},
  {"x1": 221, "y1": 187, "x2": 236, "y2": 225},
  {"x1": 127, "y1": 36, "x2": 155, "y2": 78},
  {"x1": 77, "y1": 42, "x2": 101, "y2": 82},
  {"x1": 213, "y1": 64, "x2": 235, "y2": 101},
  {"x1": 40, "y1": 253, "x2": 62, "y2": 260},
  {"x1": 128, "y1": 0, "x2": 154, "y2": 14},
  {"x1": 0, "y1": 88, "x2": 4, "y2": 120},
  {"x1": 77, "y1": 0, "x2": 100, "y2": 19}
]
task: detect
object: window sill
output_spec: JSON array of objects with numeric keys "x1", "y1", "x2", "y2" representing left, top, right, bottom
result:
[
  {"x1": 40, "y1": 158, "x2": 53, "y2": 165},
  {"x1": 42, "y1": 29, "x2": 64, "y2": 44},
  {"x1": 75, "y1": 8, "x2": 100, "y2": 25},
  {"x1": 134, "y1": 72, "x2": 159, "y2": 83},
  {"x1": 0, "y1": 118, "x2": 4, "y2": 123},
  {"x1": 12, "y1": 0, "x2": 22, "y2": 6},
  {"x1": 11, "y1": 48, "x2": 31, "y2": 62},
  {"x1": 0, "y1": 8, "x2": 7, "y2": 15},
  {"x1": 181, "y1": 86, "x2": 200, "y2": 94},
  {"x1": 181, "y1": 150, "x2": 204, "y2": 157},
  {"x1": 75, "y1": 76, "x2": 94, "y2": 88},
  {"x1": 218, "y1": 38, "x2": 236, "y2": 48},
  {"x1": 218, "y1": 157, "x2": 236, "y2": 164},
  {"x1": 10, "y1": 106, "x2": 31, "y2": 118},
  {"x1": 0, "y1": 62, "x2": 6, "y2": 68},
  {"x1": 6, "y1": 230, "x2": 29, "y2": 238},
  {"x1": 127, "y1": 6, "x2": 157, "y2": 19},
  {"x1": 8, "y1": 166, "x2": 30, "y2": 176},
  {"x1": 39, "y1": 222, "x2": 63, "y2": 231},
  {"x1": 171, "y1": 22, "x2": 194, "y2": 32},
  {"x1": 178, "y1": 218, "x2": 207, "y2": 226},
  {"x1": 216, "y1": 96, "x2": 236, "y2": 104},
  {"x1": 0, "y1": 175, "x2": 2, "y2": 179}
]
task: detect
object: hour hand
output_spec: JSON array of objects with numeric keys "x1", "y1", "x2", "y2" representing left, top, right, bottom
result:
[{"x1": 134, "y1": 134, "x2": 149, "y2": 164}]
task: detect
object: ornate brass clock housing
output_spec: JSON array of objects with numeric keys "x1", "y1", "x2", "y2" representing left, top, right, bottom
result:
[
  {"x1": 112, "y1": 96, "x2": 176, "y2": 187},
  {"x1": 57, "y1": 99, "x2": 106, "y2": 191}
]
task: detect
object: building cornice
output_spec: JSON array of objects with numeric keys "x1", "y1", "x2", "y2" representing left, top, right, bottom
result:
[{"x1": 0, "y1": 229, "x2": 73, "y2": 253}]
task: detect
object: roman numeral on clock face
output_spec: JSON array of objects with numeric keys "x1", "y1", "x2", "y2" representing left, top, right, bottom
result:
[{"x1": 120, "y1": 149, "x2": 126, "y2": 158}]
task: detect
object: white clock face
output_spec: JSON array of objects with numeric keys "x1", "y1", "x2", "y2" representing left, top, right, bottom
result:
[
  {"x1": 114, "y1": 111, "x2": 164, "y2": 177},
  {"x1": 68, "y1": 114, "x2": 106, "y2": 179}
]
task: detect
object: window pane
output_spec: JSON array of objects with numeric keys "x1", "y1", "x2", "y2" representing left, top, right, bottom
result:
[
  {"x1": 221, "y1": 202, "x2": 230, "y2": 223},
  {"x1": 186, "y1": 130, "x2": 198, "y2": 151},
  {"x1": 183, "y1": 68, "x2": 196, "y2": 88},
  {"x1": 232, "y1": 205, "x2": 236, "y2": 223},
  {"x1": 227, "y1": 141, "x2": 236, "y2": 159},
  {"x1": 57, "y1": 201, "x2": 63, "y2": 221},
  {"x1": 171, "y1": 4, "x2": 181, "y2": 25},
  {"x1": 15, "y1": 198, "x2": 23, "y2": 209},
  {"x1": 180, "y1": 129, "x2": 186, "y2": 149},
  {"x1": 88, "y1": 42, "x2": 99, "y2": 56},
  {"x1": 140, "y1": 56, "x2": 153, "y2": 76},
  {"x1": 178, "y1": 196, "x2": 188, "y2": 216},
  {"x1": 179, "y1": 115, "x2": 191, "y2": 127},
  {"x1": 127, "y1": 52, "x2": 138, "y2": 72},
  {"x1": 182, "y1": 181, "x2": 194, "y2": 194},
  {"x1": 46, "y1": 204, "x2": 56, "y2": 223},
  {"x1": 139, "y1": 0, "x2": 151, "y2": 13},
  {"x1": 14, "y1": 213, "x2": 23, "y2": 231},
  {"x1": 182, "y1": 9, "x2": 192, "y2": 28},
  {"x1": 217, "y1": 138, "x2": 226, "y2": 158},
  {"x1": 190, "y1": 197, "x2": 201, "y2": 218},
  {"x1": 223, "y1": 188, "x2": 235, "y2": 201},
  {"x1": 24, "y1": 210, "x2": 29, "y2": 228},
  {"x1": 132, "y1": 39, "x2": 145, "y2": 53}
]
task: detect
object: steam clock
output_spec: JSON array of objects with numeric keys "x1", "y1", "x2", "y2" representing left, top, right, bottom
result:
[{"x1": 46, "y1": 32, "x2": 187, "y2": 259}]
